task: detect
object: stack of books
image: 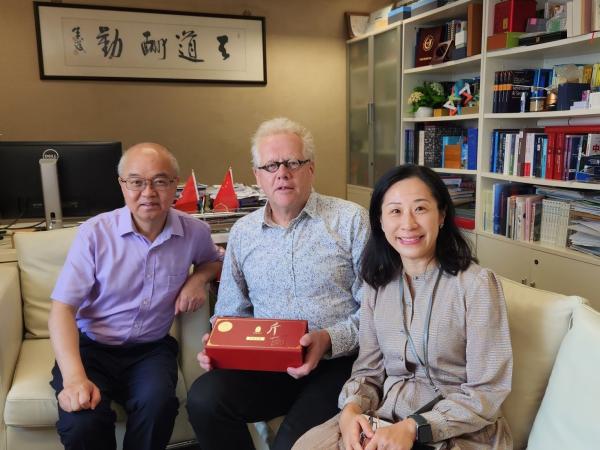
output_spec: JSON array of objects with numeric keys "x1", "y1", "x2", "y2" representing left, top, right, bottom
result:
[{"x1": 568, "y1": 195, "x2": 600, "y2": 256}]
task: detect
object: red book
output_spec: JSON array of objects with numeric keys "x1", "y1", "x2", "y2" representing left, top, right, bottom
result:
[
  {"x1": 544, "y1": 125, "x2": 600, "y2": 179},
  {"x1": 553, "y1": 132, "x2": 565, "y2": 180},
  {"x1": 205, "y1": 317, "x2": 307, "y2": 372},
  {"x1": 455, "y1": 216, "x2": 475, "y2": 230},
  {"x1": 545, "y1": 132, "x2": 556, "y2": 179}
]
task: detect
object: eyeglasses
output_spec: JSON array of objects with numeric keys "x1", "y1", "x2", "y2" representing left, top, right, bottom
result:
[
  {"x1": 119, "y1": 176, "x2": 176, "y2": 191},
  {"x1": 256, "y1": 159, "x2": 311, "y2": 173}
]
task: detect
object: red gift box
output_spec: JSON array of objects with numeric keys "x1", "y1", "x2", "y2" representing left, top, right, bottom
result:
[
  {"x1": 205, "y1": 317, "x2": 307, "y2": 372},
  {"x1": 493, "y1": 0, "x2": 537, "y2": 34}
]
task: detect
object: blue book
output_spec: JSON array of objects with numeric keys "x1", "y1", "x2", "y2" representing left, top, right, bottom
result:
[
  {"x1": 467, "y1": 128, "x2": 478, "y2": 170},
  {"x1": 491, "y1": 130, "x2": 500, "y2": 172},
  {"x1": 541, "y1": 137, "x2": 548, "y2": 178}
]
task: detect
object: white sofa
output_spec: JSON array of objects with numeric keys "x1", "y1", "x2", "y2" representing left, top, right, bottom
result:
[
  {"x1": 1, "y1": 227, "x2": 599, "y2": 450},
  {"x1": 0, "y1": 227, "x2": 212, "y2": 450}
]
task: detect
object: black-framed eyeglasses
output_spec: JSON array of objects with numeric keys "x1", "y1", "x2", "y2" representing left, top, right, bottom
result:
[
  {"x1": 256, "y1": 159, "x2": 311, "y2": 173},
  {"x1": 119, "y1": 176, "x2": 176, "y2": 191}
]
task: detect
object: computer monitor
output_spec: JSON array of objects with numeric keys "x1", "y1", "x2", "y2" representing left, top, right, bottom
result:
[{"x1": 0, "y1": 141, "x2": 124, "y2": 222}]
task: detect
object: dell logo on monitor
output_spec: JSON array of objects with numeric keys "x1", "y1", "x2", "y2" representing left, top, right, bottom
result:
[{"x1": 42, "y1": 148, "x2": 59, "y2": 159}]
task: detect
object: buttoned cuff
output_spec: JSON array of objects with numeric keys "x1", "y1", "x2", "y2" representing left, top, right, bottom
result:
[{"x1": 421, "y1": 409, "x2": 449, "y2": 442}]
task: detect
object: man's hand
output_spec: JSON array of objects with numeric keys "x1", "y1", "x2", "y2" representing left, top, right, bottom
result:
[
  {"x1": 196, "y1": 333, "x2": 213, "y2": 371},
  {"x1": 363, "y1": 418, "x2": 417, "y2": 450},
  {"x1": 58, "y1": 377, "x2": 101, "y2": 413},
  {"x1": 174, "y1": 273, "x2": 209, "y2": 315},
  {"x1": 286, "y1": 329, "x2": 331, "y2": 379},
  {"x1": 340, "y1": 403, "x2": 372, "y2": 450}
]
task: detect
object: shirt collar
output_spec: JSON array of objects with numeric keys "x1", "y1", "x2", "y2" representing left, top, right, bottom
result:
[
  {"x1": 261, "y1": 191, "x2": 318, "y2": 228},
  {"x1": 117, "y1": 206, "x2": 184, "y2": 238}
]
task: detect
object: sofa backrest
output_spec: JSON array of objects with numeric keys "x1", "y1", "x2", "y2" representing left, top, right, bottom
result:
[
  {"x1": 499, "y1": 276, "x2": 586, "y2": 450},
  {"x1": 527, "y1": 303, "x2": 600, "y2": 449},
  {"x1": 14, "y1": 227, "x2": 78, "y2": 339}
]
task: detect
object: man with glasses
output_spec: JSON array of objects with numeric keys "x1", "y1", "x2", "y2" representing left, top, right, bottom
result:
[
  {"x1": 187, "y1": 118, "x2": 369, "y2": 450},
  {"x1": 48, "y1": 143, "x2": 221, "y2": 450}
]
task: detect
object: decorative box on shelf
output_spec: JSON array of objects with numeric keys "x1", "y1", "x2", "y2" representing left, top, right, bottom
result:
[
  {"x1": 461, "y1": 105, "x2": 479, "y2": 115},
  {"x1": 487, "y1": 32, "x2": 523, "y2": 51},
  {"x1": 493, "y1": 0, "x2": 537, "y2": 33},
  {"x1": 205, "y1": 317, "x2": 307, "y2": 372}
]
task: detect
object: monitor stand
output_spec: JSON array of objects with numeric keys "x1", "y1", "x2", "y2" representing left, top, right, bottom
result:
[{"x1": 39, "y1": 156, "x2": 63, "y2": 230}]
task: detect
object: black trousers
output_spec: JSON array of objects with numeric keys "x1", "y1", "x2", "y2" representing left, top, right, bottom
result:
[
  {"x1": 186, "y1": 354, "x2": 355, "y2": 450},
  {"x1": 50, "y1": 333, "x2": 179, "y2": 450}
]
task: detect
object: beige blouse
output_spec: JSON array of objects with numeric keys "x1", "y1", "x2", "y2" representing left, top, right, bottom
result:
[{"x1": 338, "y1": 263, "x2": 513, "y2": 449}]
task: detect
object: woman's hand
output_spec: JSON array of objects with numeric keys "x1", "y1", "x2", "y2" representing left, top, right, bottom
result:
[
  {"x1": 363, "y1": 418, "x2": 417, "y2": 450},
  {"x1": 340, "y1": 403, "x2": 374, "y2": 450}
]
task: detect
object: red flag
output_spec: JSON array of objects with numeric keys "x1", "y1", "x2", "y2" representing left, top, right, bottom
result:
[
  {"x1": 174, "y1": 170, "x2": 199, "y2": 213},
  {"x1": 213, "y1": 167, "x2": 239, "y2": 212}
]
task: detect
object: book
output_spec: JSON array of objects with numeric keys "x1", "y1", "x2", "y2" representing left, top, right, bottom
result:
[
  {"x1": 467, "y1": 128, "x2": 478, "y2": 170},
  {"x1": 541, "y1": 199, "x2": 571, "y2": 247},
  {"x1": 415, "y1": 26, "x2": 443, "y2": 67},
  {"x1": 443, "y1": 143, "x2": 463, "y2": 168},
  {"x1": 525, "y1": 195, "x2": 544, "y2": 242},
  {"x1": 467, "y1": 3, "x2": 483, "y2": 56},
  {"x1": 418, "y1": 130, "x2": 426, "y2": 165},
  {"x1": 423, "y1": 125, "x2": 463, "y2": 167},
  {"x1": 442, "y1": 135, "x2": 464, "y2": 168},
  {"x1": 508, "y1": 70, "x2": 535, "y2": 113},
  {"x1": 492, "y1": 182, "x2": 535, "y2": 235}
]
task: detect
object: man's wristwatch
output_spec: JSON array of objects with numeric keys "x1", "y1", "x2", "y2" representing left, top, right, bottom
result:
[{"x1": 408, "y1": 413, "x2": 433, "y2": 443}]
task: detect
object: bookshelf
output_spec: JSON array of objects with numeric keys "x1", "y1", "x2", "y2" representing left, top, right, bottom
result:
[{"x1": 347, "y1": 0, "x2": 600, "y2": 304}]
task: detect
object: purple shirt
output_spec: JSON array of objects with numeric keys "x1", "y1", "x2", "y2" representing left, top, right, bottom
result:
[{"x1": 52, "y1": 206, "x2": 219, "y2": 345}]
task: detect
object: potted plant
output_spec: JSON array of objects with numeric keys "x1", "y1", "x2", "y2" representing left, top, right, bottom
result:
[{"x1": 407, "y1": 81, "x2": 446, "y2": 118}]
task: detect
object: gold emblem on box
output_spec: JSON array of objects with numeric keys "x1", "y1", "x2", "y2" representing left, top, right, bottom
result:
[{"x1": 217, "y1": 321, "x2": 233, "y2": 333}]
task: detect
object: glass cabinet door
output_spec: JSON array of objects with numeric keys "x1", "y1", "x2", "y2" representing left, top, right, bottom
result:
[
  {"x1": 347, "y1": 39, "x2": 369, "y2": 187},
  {"x1": 373, "y1": 28, "x2": 399, "y2": 184}
]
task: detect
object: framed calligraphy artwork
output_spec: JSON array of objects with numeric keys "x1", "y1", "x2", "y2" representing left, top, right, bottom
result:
[{"x1": 33, "y1": 2, "x2": 267, "y2": 84}]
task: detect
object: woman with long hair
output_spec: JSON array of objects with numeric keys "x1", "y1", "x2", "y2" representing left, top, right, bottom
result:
[{"x1": 293, "y1": 165, "x2": 512, "y2": 450}]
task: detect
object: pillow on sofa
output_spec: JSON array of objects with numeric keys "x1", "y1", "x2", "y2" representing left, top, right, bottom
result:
[
  {"x1": 527, "y1": 304, "x2": 600, "y2": 449},
  {"x1": 14, "y1": 227, "x2": 78, "y2": 338},
  {"x1": 499, "y1": 276, "x2": 586, "y2": 450}
]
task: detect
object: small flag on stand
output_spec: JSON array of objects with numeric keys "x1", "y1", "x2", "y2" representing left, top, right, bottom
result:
[
  {"x1": 213, "y1": 167, "x2": 239, "y2": 212},
  {"x1": 174, "y1": 170, "x2": 199, "y2": 213}
]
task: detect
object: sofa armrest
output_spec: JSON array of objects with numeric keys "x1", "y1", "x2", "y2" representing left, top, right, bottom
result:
[
  {"x1": 0, "y1": 265, "x2": 23, "y2": 428},
  {"x1": 178, "y1": 300, "x2": 211, "y2": 389}
]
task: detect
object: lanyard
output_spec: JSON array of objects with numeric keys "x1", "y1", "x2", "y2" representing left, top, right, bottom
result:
[{"x1": 399, "y1": 268, "x2": 443, "y2": 394}]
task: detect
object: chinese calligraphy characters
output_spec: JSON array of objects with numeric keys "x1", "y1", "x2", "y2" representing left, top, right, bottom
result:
[
  {"x1": 141, "y1": 31, "x2": 168, "y2": 60},
  {"x1": 96, "y1": 26, "x2": 122, "y2": 59}
]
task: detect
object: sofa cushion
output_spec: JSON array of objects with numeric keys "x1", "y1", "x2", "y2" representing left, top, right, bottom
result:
[
  {"x1": 4, "y1": 338, "x2": 188, "y2": 427},
  {"x1": 499, "y1": 276, "x2": 585, "y2": 450},
  {"x1": 527, "y1": 304, "x2": 600, "y2": 449},
  {"x1": 14, "y1": 227, "x2": 78, "y2": 339}
]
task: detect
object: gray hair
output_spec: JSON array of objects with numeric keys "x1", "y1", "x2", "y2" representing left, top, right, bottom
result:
[
  {"x1": 250, "y1": 117, "x2": 315, "y2": 167},
  {"x1": 117, "y1": 143, "x2": 180, "y2": 177}
]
